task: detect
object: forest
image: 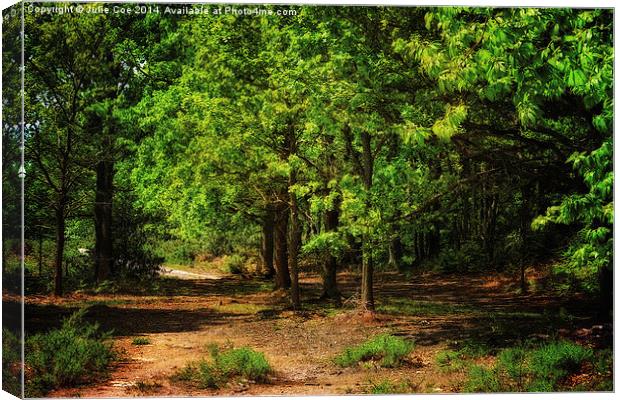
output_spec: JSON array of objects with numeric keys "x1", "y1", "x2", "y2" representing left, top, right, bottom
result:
[{"x1": 1, "y1": 3, "x2": 614, "y2": 397}]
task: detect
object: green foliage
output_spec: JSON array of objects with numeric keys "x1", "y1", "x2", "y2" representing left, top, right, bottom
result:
[
  {"x1": 435, "y1": 350, "x2": 465, "y2": 371},
  {"x1": 222, "y1": 254, "x2": 246, "y2": 275},
  {"x1": 378, "y1": 298, "x2": 473, "y2": 316},
  {"x1": 464, "y1": 341, "x2": 595, "y2": 392},
  {"x1": 528, "y1": 341, "x2": 593, "y2": 386},
  {"x1": 436, "y1": 340, "x2": 492, "y2": 372},
  {"x1": 368, "y1": 379, "x2": 415, "y2": 394},
  {"x1": 21, "y1": 5, "x2": 613, "y2": 312},
  {"x1": 173, "y1": 345, "x2": 271, "y2": 388},
  {"x1": 335, "y1": 334, "x2": 413, "y2": 368},
  {"x1": 533, "y1": 140, "x2": 613, "y2": 292},
  {"x1": 214, "y1": 346, "x2": 271, "y2": 381},
  {"x1": 25, "y1": 309, "x2": 114, "y2": 396},
  {"x1": 2, "y1": 329, "x2": 21, "y2": 397},
  {"x1": 132, "y1": 337, "x2": 151, "y2": 346},
  {"x1": 301, "y1": 232, "x2": 348, "y2": 260}
]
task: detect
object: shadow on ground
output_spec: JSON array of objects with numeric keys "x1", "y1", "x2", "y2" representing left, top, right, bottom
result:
[{"x1": 23, "y1": 270, "x2": 609, "y2": 350}]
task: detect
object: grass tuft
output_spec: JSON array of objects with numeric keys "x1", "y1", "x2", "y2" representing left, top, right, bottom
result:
[
  {"x1": 368, "y1": 378, "x2": 416, "y2": 394},
  {"x1": 335, "y1": 334, "x2": 413, "y2": 368},
  {"x1": 173, "y1": 344, "x2": 271, "y2": 388},
  {"x1": 435, "y1": 340, "x2": 491, "y2": 372},
  {"x1": 132, "y1": 337, "x2": 151, "y2": 346}
]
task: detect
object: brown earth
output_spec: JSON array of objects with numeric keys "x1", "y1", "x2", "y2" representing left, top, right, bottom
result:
[{"x1": 17, "y1": 266, "x2": 610, "y2": 397}]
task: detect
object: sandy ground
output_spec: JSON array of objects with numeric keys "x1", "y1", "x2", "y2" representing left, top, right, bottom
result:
[{"x1": 17, "y1": 267, "x2": 609, "y2": 397}]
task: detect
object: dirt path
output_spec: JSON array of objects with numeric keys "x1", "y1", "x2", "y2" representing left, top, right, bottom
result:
[
  {"x1": 159, "y1": 267, "x2": 225, "y2": 280},
  {"x1": 23, "y1": 267, "x2": 605, "y2": 397}
]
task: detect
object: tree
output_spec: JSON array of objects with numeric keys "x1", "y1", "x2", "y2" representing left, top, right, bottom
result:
[{"x1": 399, "y1": 7, "x2": 612, "y2": 294}]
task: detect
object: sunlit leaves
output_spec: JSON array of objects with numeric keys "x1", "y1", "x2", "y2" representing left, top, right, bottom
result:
[{"x1": 431, "y1": 104, "x2": 468, "y2": 140}]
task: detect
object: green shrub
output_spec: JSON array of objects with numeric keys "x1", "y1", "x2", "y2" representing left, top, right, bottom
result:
[
  {"x1": 2, "y1": 329, "x2": 21, "y2": 397},
  {"x1": 173, "y1": 345, "x2": 270, "y2": 388},
  {"x1": 436, "y1": 350, "x2": 467, "y2": 372},
  {"x1": 528, "y1": 341, "x2": 593, "y2": 383},
  {"x1": 335, "y1": 334, "x2": 413, "y2": 368},
  {"x1": 368, "y1": 379, "x2": 414, "y2": 394},
  {"x1": 215, "y1": 347, "x2": 271, "y2": 381},
  {"x1": 25, "y1": 309, "x2": 114, "y2": 396},
  {"x1": 132, "y1": 337, "x2": 151, "y2": 346},
  {"x1": 465, "y1": 364, "x2": 502, "y2": 392},
  {"x1": 464, "y1": 340, "x2": 595, "y2": 393},
  {"x1": 222, "y1": 254, "x2": 245, "y2": 274},
  {"x1": 436, "y1": 341, "x2": 491, "y2": 372},
  {"x1": 370, "y1": 379, "x2": 398, "y2": 394}
]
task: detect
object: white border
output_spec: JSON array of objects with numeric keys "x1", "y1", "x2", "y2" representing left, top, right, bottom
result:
[{"x1": 0, "y1": 1, "x2": 617, "y2": 400}]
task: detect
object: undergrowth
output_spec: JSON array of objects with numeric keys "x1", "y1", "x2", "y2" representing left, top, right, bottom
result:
[
  {"x1": 25, "y1": 308, "x2": 114, "y2": 397},
  {"x1": 435, "y1": 340, "x2": 492, "y2": 372},
  {"x1": 464, "y1": 340, "x2": 601, "y2": 392},
  {"x1": 172, "y1": 344, "x2": 271, "y2": 388},
  {"x1": 132, "y1": 337, "x2": 151, "y2": 345},
  {"x1": 368, "y1": 378, "x2": 416, "y2": 394},
  {"x1": 335, "y1": 334, "x2": 413, "y2": 368},
  {"x1": 2, "y1": 329, "x2": 21, "y2": 397}
]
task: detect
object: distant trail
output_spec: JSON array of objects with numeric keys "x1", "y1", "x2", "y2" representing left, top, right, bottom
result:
[{"x1": 159, "y1": 267, "x2": 224, "y2": 280}]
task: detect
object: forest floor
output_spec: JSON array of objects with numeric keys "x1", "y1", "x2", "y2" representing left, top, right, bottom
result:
[{"x1": 20, "y1": 265, "x2": 611, "y2": 396}]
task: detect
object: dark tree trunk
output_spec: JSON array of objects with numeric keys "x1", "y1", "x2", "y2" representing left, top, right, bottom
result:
[
  {"x1": 428, "y1": 224, "x2": 441, "y2": 258},
  {"x1": 360, "y1": 131, "x2": 375, "y2": 311},
  {"x1": 321, "y1": 206, "x2": 341, "y2": 303},
  {"x1": 519, "y1": 187, "x2": 530, "y2": 293},
  {"x1": 361, "y1": 240, "x2": 374, "y2": 310},
  {"x1": 414, "y1": 230, "x2": 422, "y2": 265},
  {"x1": 94, "y1": 160, "x2": 114, "y2": 282},
  {"x1": 388, "y1": 236, "x2": 403, "y2": 271},
  {"x1": 598, "y1": 261, "x2": 613, "y2": 320},
  {"x1": 288, "y1": 169, "x2": 301, "y2": 309},
  {"x1": 274, "y1": 207, "x2": 291, "y2": 289},
  {"x1": 261, "y1": 209, "x2": 275, "y2": 278},
  {"x1": 38, "y1": 232, "x2": 43, "y2": 276},
  {"x1": 54, "y1": 206, "x2": 65, "y2": 296}
]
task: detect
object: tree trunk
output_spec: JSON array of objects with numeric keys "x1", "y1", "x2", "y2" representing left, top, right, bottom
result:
[
  {"x1": 598, "y1": 261, "x2": 613, "y2": 320},
  {"x1": 361, "y1": 239, "x2": 374, "y2": 310},
  {"x1": 94, "y1": 159, "x2": 114, "y2": 282},
  {"x1": 321, "y1": 207, "x2": 341, "y2": 303},
  {"x1": 54, "y1": 206, "x2": 65, "y2": 296},
  {"x1": 261, "y1": 209, "x2": 275, "y2": 278},
  {"x1": 519, "y1": 187, "x2": 530, "y2": 293},
  {"x1": 388, "y1": 235, "x2": 403, "y2": 271},
  {"x1": 288, "y1": 169, "x2": 301, "y2": 309},
  {"x1": 360, "y1": 131, "x2": 375, "y2": 311},
  {"x1": 38, "y1": 232, "x2": 43, "y2": 276},
  {"x1": 274, "y1": 207, "x2": 291, "y2": 289},
  {"x1": 414, "y1": 230, "x2": 422, "y2": 265}
]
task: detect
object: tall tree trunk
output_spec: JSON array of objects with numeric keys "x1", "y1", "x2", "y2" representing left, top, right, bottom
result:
[
  {"x1": 388, "y1": 235, "x2": 403, "y2": 271},
  {"x1": 38, "y1": 231, "x2": 43, "y2": 276},
  {"x1": 94, "y1": 159, "x2": 114, "y2": 282},
  {"x1": 414, "y1": 230, "x2": 422, "y2": 265},
  {"x1": 361, "y1": 239, "x2": 374, "y2": 310},
  {"x1": 288, "y1": 169, "x2": 301, "y2": 309},
  {"x1": 321, "y1": 206, "x2": 341, "y2": 303},
  {"x1": 54, "y1": 206, "x2": 65, "y2": 296},
  {"x1": 274, "y1": 207, "x2": 291, "y2": 289},
  {"x1": 360, "y1": 131, "x2": 375, "y2": 311},
  {"x1": 598, "y1": 261, "x2": 613, "y2": 320},
  {"x1": 519, "y1": 187, "x2": 530, "y2": 293},
  {"x1": 261, "y1": 209, "x2": 275, "y2": 278}
]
